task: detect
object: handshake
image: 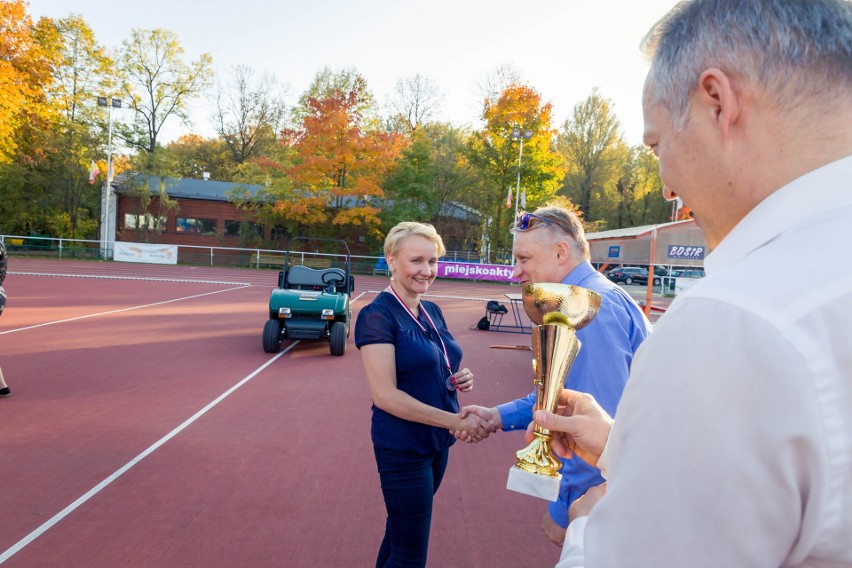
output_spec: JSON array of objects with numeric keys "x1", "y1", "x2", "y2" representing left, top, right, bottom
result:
[
  {"x1": 451, "y1": 405, "x2": 502, "y2": 443},
  {"x1": 449, "y1": 390, "x2": 614, "y2": 469}
]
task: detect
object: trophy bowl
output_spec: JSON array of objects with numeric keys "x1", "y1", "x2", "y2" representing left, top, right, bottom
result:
[
  {"x1": 522, "y1": 283, "x2": 602, "y2": 328},
  {"x1": 506, "y1": 283, "x2": 602, "y2": 501}
]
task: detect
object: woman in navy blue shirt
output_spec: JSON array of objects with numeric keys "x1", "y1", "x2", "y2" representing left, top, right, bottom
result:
[{"x1": 356, "y1": 222, "x2": 487, "y2": 567}]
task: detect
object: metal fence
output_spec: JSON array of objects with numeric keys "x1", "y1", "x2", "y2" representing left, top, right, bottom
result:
[{"x1": 0, "y1": 235, "x2": 486, "y2": 275}]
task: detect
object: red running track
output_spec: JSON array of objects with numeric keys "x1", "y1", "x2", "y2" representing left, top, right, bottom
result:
[{"x1": 0, "y1": 260, "x2": 565, "y2": 567}]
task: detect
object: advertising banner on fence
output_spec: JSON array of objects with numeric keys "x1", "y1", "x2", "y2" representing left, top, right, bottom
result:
[
  {"x1": 437, "y1": 261, "x2": 515, "y2": 283},
  {"x1": 114, "y1": 242, "x2": 178, "y2": 265}
]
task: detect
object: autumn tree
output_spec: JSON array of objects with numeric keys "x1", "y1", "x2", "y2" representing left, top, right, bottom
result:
[
  {"x1": 557, "y1": 89, "x2": 624, "y2": 219},
  {"x1": 215, "y1": 65, "x2": 288, "y2": 164},
  {"x1": 116, "y1": 28, "x2": 212, "y2": 154},
  {"x1": 286, "y1": 72, "x2": 405, "y2": 236},
  {"x1": 468, "y1": 83, "x2": 564, "y2": 258},
  {"x1": 293, "y1": 66, "x2": 377, "y2": 127},
  {"x1": 385, "y1": 74, "x2": 442, "y2": 133}
]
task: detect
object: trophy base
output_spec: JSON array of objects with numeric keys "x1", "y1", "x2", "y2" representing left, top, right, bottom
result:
[{"x1": 507, "y1": 466, "x2": 561, "y2": 501}]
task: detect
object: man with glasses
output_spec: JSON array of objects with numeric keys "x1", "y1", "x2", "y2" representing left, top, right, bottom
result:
[{"x1": 458, "y1": 205, "x2": 651, "y2": 546}]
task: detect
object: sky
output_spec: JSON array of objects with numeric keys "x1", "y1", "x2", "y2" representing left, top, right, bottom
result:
[{"x1": 25, "y1": 0, "x2": 679, "y2": 147}]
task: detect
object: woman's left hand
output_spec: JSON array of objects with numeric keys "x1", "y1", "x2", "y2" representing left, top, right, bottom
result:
[{"x1": 450, "y1": 368, "x2": 473, "y2": 392}]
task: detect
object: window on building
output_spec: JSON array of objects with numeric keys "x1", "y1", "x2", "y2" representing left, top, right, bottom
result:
[
  {"x1": 224, "y1": 220, "x2": 261, "y2": 238},
  {"x1": 176, "y1": 217, "x2": 217, "y2": 236},
  {"x1": 124, "y1": 213, "x2": 166, "y2": 231}
]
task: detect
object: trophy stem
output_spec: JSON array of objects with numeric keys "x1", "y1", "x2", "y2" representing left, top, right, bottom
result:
[{"x1": 514, "y1": 432, "x2": 562, "y2": 477}]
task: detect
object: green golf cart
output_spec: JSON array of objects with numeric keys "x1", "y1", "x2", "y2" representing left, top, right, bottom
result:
[{"x1": 262, "y1": 238, "x2": 354, "y2": 356}]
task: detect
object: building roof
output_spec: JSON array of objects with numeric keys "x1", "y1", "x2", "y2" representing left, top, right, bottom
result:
[
  {"x1": 586, "y1": 219, "x2": 695, "y2": 240},
  {"x1": 113, "y1": 173, "x2": 483, "y2": 220},
  {"x1": 113, "y1": 173, "x2": 264, "y2": 201}
]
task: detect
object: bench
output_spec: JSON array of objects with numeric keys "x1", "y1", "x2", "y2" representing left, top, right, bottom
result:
[
  {"x1": 258, "y1": 254, "x2": 286, "y2": 268},
  {"x1": 373, "y1": 257, "x2": 389, "y2": 276},
  {"x1": 302, "y1": 257, "x2": 332, "y2": 269}
]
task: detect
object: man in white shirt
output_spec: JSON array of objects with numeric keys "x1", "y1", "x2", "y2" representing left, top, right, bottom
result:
[{"x1": 533, "y1": 0, "x2": 852, "y2": 566}]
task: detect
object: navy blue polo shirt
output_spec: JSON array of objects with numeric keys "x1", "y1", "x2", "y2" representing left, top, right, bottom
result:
[{"x1": 355, "y1": 292, "x2": 462, "y2": 454}]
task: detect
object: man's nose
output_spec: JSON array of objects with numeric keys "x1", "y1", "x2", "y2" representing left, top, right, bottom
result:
[
  {"x1": 662, "y1": 184, "x2": 678, "y2": 201},
  {"x1": 512, "y1": 264, "x2": 522, "y2": 279}
]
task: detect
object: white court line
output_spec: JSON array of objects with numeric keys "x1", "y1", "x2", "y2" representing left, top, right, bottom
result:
[
  {"x1": 0, "y1": 286, "x2": 247, "y2": 335},
  {"x1": 12, "y1": 271, "x2": 250, "y2": 286},
  {"x1": 0, "y1": 289, "x2": 370, "y2": 563},
  {"x1": 0, "y1": 342, "x2": 299, "y2": 565}
]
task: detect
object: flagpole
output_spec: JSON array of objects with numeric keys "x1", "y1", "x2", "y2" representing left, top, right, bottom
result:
[
  {"x1": 509, "y1": 127, "x2": 532, "y2": 266},
  {"x1": 98, "y1": 97, "x2": 121, "y2": 259}
]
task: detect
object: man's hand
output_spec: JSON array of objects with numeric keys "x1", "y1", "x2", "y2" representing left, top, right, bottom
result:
[
  {"x1": 540, "y1": 511, "x2": 566, "y2": 546},
  {"x1": 569, "y1": 483, "x2": 606, "y2": 522},
  {"x1": 452, "y1": 405, "x2": 501, "y2": 442},
  {"x1": 526, "y1": 389, "x2": 613, "y2": 467}
]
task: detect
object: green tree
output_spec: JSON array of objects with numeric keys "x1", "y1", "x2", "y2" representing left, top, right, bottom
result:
[
  {"x1": 166, "y1": 134, "x2": 234, "y2": 181},
  {"x1": 557, "y1": 89, "x2": 624, "y2": 220},
  {"x1": 382, "y1": 123, "x2": 477, "y2": 233},
  {"x1": 116, "y1": 28, "x2": 212, "y2": 154},
  {"x1": 38, "y1": 13, "x2": 114, "y2": 238},
  {"x1": 611, "y1": 145, "x2": 670, "y2": 227}
]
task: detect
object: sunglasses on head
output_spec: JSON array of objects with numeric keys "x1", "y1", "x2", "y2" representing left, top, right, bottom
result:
[{"x1": 515, "y1": 212, "x2": 554, "y2": 231}]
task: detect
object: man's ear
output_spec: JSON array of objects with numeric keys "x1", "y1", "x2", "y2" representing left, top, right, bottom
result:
[
  {"x1": 555, "y1": 240, "x2": 571, "y2": 263},
  {"x1": 697, "y1": 67, "x2": 741, "y2": 141}
]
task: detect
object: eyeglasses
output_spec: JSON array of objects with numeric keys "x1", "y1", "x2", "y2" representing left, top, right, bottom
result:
[{"x1": 515, "y1": 212, "x2": 554, "y2": 231}]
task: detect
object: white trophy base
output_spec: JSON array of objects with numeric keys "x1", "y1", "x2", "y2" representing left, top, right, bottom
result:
[{"x1": 507, "y1": 466, "x2": 561, "y2": 501}]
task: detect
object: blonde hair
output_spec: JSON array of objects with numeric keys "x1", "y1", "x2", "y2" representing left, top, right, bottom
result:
[{"x1": 383, "y1": 222, "x2": 446, "y2": 259}]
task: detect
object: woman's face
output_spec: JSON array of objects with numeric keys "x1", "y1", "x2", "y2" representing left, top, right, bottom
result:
[{"x1": 388, "y1": 235, "x2": 439, "y2": 298}]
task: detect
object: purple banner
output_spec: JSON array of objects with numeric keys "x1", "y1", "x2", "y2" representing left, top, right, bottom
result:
[{"x1": 437, "y1": 261, "x2": 516, "y2": 282}]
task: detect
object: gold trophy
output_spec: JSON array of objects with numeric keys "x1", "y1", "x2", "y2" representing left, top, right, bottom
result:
[{"x1": 506, "y1": 283, "x2": 602, "y2": 501}]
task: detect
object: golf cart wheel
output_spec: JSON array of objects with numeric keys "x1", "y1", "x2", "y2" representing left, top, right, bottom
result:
[
  {"x1": 263, "y1": 319, "x2": 283, "y2": 353},
  {"x1": 330, "y1": 321, "x2": 346, "y2": 356}
]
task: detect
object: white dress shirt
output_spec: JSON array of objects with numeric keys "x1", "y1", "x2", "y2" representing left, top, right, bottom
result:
[{"x1": 558, "y1": 155, "x2": 852, "y2": 567}]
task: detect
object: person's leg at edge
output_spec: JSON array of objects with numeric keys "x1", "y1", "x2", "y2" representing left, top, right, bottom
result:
[
  {"x1": 373, "y1": 447, "x2": 449, "y2": 568},
  {"x1": 0, "y1": 366, "x2": 9, "y2": 397}
]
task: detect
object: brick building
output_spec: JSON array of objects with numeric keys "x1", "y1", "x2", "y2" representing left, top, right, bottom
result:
[{"x1": 112, "y1": 174, "x2": 483, "y2": 256}]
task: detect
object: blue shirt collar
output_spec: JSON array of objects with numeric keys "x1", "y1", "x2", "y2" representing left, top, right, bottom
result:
[{"x1": 560, "y1": 261, "x2": 597, "y2": 286}]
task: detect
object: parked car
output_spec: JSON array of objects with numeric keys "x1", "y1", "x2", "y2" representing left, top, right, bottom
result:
[
  {"x1": 606, "y1": 267, "x2": 647, "y2": 285},
  {"x1": 634, "y1": 266, "x2": 670, "y2": 286},
  {"x1": 670, "y1": 269, "x2": 706, "y2": 279}
]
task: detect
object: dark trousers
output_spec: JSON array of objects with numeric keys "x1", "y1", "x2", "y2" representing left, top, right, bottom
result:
[{"x1": 373, "y1": 446, "x2": 450, "y2": 568}]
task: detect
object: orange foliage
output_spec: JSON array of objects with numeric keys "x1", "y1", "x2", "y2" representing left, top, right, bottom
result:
[
  {"x1": 0, "y1": 1, "x2": 54, "y2": 162},
  {"x1": 288, "y1": 88, "x2": 406, "y2": 228}
]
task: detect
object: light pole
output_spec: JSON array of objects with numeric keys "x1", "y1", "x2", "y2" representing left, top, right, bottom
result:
[
  {"x1": 510, "y1": 127, "x2": 532, "y2": 265},
  {"x1": 98, "y1": 96, "x2": 121, "y2": 259}
]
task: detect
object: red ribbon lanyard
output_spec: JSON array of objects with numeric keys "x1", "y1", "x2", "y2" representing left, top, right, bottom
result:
[{"x1": 387, "y1": 286, "x2": 452, "y2": 373}]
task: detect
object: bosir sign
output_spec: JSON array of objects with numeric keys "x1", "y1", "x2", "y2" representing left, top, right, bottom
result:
[{"x1": 437, "y1": 262, "x2": 516, "y2": 282}]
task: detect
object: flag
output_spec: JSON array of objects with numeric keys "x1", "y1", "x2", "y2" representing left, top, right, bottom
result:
[
  {"x1": 506, "y1": 187, "x2": 513, "y2": 209},
  {"x1": 88, "y1": 161, "x2": 100, "y2": 184},
  {"x1": 520, "y1": 187, "x2": 526, "y2": 209}
]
